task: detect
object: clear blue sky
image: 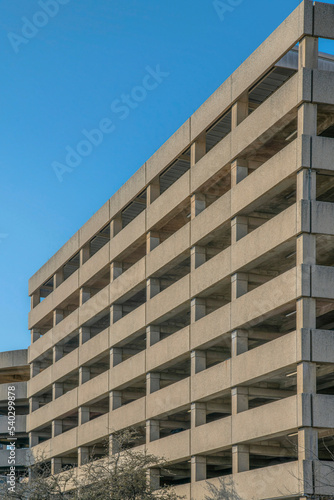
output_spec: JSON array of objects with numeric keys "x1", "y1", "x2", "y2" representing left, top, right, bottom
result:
[{"x1": 0, "y1": 0, "x2": 334, "y2": 352}]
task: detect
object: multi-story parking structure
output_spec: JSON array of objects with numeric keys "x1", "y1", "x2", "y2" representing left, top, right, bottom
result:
[
  {"x1": 27, "y1": 2, "x2": 334, "y2": 498},
  {"x1": 0, "y1": 350, "x2": 30, "y2": 479}
]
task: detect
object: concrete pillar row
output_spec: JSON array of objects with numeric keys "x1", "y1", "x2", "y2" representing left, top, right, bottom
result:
[
  {"x1": 30, "y1": 361, "x2": 40, "y2": 378},
  {"x1": 231, "y1": 330, "x2": 249, "y2": 357},
  {"x1": 78, "y1": 446, "x2": 90, "y2": 466},
  {"x1": 190, "y1": 298, "x2": 206, "y2": 323},
  {"x1": 191, "y1": 245, "x2": 206, "y2": 271},
  {"x1": 147, "y1": 277, "x2": 160, "y2": 300},
  {"x1": 146, "y1": 325, "x2": 161, "y2": 348},
  {"x1": 110, "y1": 304, "x2": 123, "y2": 324},
  {"x1": 191, "y1": 455, "x2": 207, "y2": 482},
  {"x1": 53, "y1": 309, "x2": 64, "y2": 327},
  {"x1": 110, "y1": 261, "x2": 122, "y2": 282},
  {"x1": 79, "y1": 366, "x2": 91, "y2": 385},
  {"x1": 29, "y1": 397, "x2": 39, "y2": 413},
  {"x1": 31, "y1": 291, "x2": 40, "y2": 309},
  {"x1": 298, "y1": 36, "x2": 318, "y2": 71},
  {"x1": 232, "y1": 444, "x2": 250, "y2": 473},
  {"x1": 53, "y1": 344, "x2": 63, "y2": 363},
  {"x1": 231, "y1": 216, "x2": 248, "y2": 243},
  {"x1": 298, "y1": 428, "x2": 318, "y2": 461},
  {"x1": 191, "y1": 193, "x2": 206, "y2": 219},
  {"x1": 231, "y1": 158, "x2": 248, "y2": 187},
  {"x1": 80, "y1": 243, "x2": 90, "y2": 266},
  {"x1": 146, "y1": 372, "x2": 161, "y2": 394},
  {"x1": 146, "y1": 419, "x2": 160, "y2": 443},
  {"x1": 147, "y1": 180, "x2": 160, "y2": 205},
  {"x1": 231, "y1": 387, "x2": 249, "y2": 415},
  {"x1": 147, "y1": 468, "x2": 160, "y2": 491},
  {"x1": 52, "y1": 420, "x2": 63, "y2": 438},
  {"x1": 191, "y1": 350, "x2": 206, "y2": 376},
  {"x1": 110, "y1": 347, "x2": 122, "y2": 368},
  {"x1": 110, "y1": 216, "x2": 122, "y2": 238},
  {"x1": 51, "y1": 457, "x2": 62, "y2": 475},
  {"x1": 231, "y1": 91, "x2": 249, "y2": 130},
  {"x1": 231, "y1": 273, "x2": 248, "y2": 301},
  {"x1": 29, "y1": 432, "x2": 39, "y2": 448},
  {"x1": 78, "y1": 406, "x2": 90, "y2": 425},
  {"x1": 110, "y1": 390, "x2": 122, "y2": 411},
  {"x1": 79, "y1": 326, "x2": 91, "y2": 346},
  {"x1": 146, "y1": 231, "x2": 160, "y2": 253},
  {"x1": 79, "y1": 287, "x2": 91, "y2": 306},
  {"x1": 52, "y1": 382, "x2": 64, "y2": 400},
  {"x1": 190, "y1": 132, "x2": 206, "y2": 167},
  {"x1": 53, "y1": 269, "x2": 64, "y2": 289},
  {"x1": 30, "y1": 328, "x2": 40, "y2": 343},
  {"x1": 191, "y1": 402, "x2": 206, "y2": 428}
]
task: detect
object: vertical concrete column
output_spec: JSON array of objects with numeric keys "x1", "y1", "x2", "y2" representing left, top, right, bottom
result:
[
  {"x1": 53, "y1": 344, "x2": 63, "y2": 363},
  {"x1": 232, "y1": 444, "x2": 250, "y2": 473},
  {"x1": 30, "y1": 329, "x2": 40, "y2": 343},
  {"x1": 191, "y1": 245, "x2": 206, "y2": 271},
  {"x1": 110, "y1": 390, "x2": 122, "y2": 410},
  {"x1": 191, "y1": 298, "x2": 206, "y2": 323},
  {"x1": 147, "y1": 180, "x2": 160, "y2": 205},
  {"x1": 110, "y1": 347, "x2": 122, "y2": 367},
  {"x1": 191, "y1": 132, "x2": 206, "y2": 167},
  {"x1": 52, "y1": 382, "x2": 64, "y2": 400},
  {"x1": 191, "y1": 350, "x2": 206, "y2": 376},
  {"x1": 146, "y1": 373, "x2": 161, "y2": 394},
  {"x1": 80, "y1": 243, "x2": 90, "y2": 266},
  {"x1": 231, "y1": 216, "x2": 248, "y2": 242},
  {"x1": 231, "y1": 386, "x2": 250, "y2": 474},
  {"x1": 147, "y1": 278, "x2": 160, "y2": 299},
  {"x1": 29, "y1": 432, "x2": 39, "y2": 447},
  {"x1": 79, "y1": 326, "x2": 91, "y2": 345},
  {"x1": 110, "y1": 261, "x2": 122, "y2": 282},
  {"x1": 54, "y1": 269, "x2": 64, "y2": 289},
  {"x1": 79, "y1": 366, "x2": 91, "y2": 385},
  {"x1": 80, "y1": 287, "x2": 91, "y2": 306},
  {"x1": 146, "y1": 231, "x2": 160, "y2": 253},
  {"x1": 191, "y1": 402, "x2": 206, "y2": 428},
  {"x1": 146, "y1": 419, "x2": 160, "y2": 443},
  {"x1": 231, "y1": 158, "x2": 248, "y2": 187},
  {"x1": 231, "y1": 91, "x2": 248, "y2": 129},
  {"x1": 146, "y1": 325, "x2": 161, "y2": 348},
  {"x1": 78, "y1": 447, "x2": 90, "y2": 466},
  {"x1": 110, "y1": 216, "x2": 122, "y2": 238},
  {"x1": 31, "y1": 291, "x2": 40, "y2": 309},
  {"x1": 231, "y1": 273, "x2": 248, "y2": 300},
  {"x1": 231, "y1": 387, "x2": 249, "y2": 414},
  {"x1": 78, "y1": 406, "x2": 90, "y2": 425},
  {"x1": 109, "y1": 433, "x2": 119, "y2": 455},
  {"x1": 110, "y1": 304, "x2": 123, "y2": 324},
  {"x1": 51, "y1": 458, "x2": 62, "y2": 475},
  {"x1": 231, "y1": 330, "x2": 248, "y2": 357},
  {"x1": 52, "y1": 420, "x2": 63, "y2": 438},
  {"x1": 299, "y1": 37, "x2": 318, "y2": 71},
  {"x1": 29, "y1": 397, "x2": 39, "y2": 413},
  {"x1": 191, "y1": 193, "x2": 206, "y2": 219},
  {"x1": 191, "y1": 456, "x2": 207, "y2": 482},
  {"x1": 298, "y1": 428, "x2": 318, "y2": 461},
  {"x1": 297, "y1": 169, "x2": 316, "y2": 202},
  {"x1": 147, "y1": 468, "x2": 160, "y2": 491},
  {"x1": 30, "y1": 362, "x2": 40, "y2": 378},
  {"x1": 53, "y1": 309, "x2": 64, "y2": 327}
]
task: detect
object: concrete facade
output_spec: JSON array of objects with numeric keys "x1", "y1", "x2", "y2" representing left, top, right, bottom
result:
[
  {"x1": 27, "y1": 2, "x2": 334, "y2": 498},
  {"x1": 0, "y1": 350, "x2": 30, "y2": 478}
]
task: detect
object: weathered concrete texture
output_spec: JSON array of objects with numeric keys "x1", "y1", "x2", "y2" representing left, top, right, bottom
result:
[{"x1": 27, "y1": 2, "x2": 334, "y2": 498}]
